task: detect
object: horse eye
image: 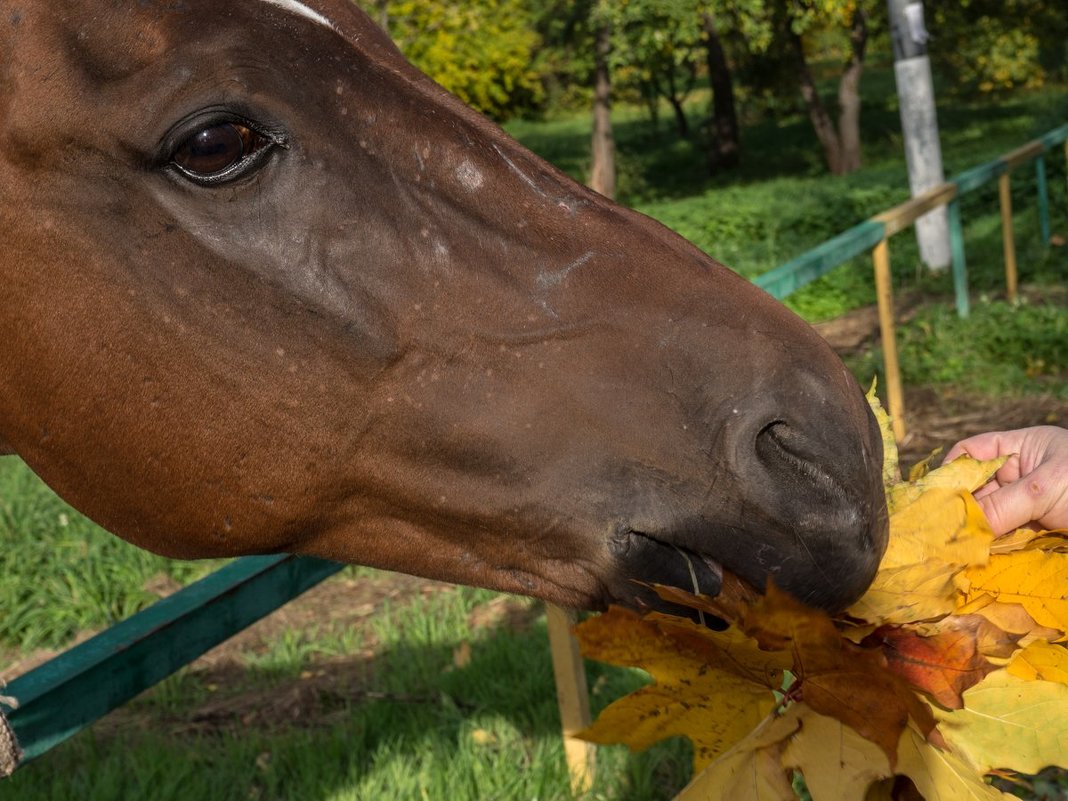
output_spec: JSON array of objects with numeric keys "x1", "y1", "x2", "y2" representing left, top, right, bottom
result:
[{"x1": 171, "y1": 122, "x2": 270, "y2": 181}]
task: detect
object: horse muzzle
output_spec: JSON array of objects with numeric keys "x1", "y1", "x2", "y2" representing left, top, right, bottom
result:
[{"x1": 601, "y1": 375, "x2": 889, "y2": 616}]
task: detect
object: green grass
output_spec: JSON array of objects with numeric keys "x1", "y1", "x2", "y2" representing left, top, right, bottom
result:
[
  {"x1": 4, "y1": 578, "x2": 693, "y2": 801},
  {"x1": 0, "y1": 461, "x2": 224, "y2": 652},
  {"x1": 847, "y1": 292, "x2": 1068, "y2": 399}
]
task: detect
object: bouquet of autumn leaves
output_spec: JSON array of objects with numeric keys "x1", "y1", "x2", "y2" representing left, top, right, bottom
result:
[{"x1": 573, "y1": 387, "x2": 1067, "y2": 800}]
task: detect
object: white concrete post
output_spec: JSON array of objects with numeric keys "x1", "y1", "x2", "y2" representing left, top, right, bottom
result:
[{"x1": 888, "y1": 0, "x2": 951, "y2": 270}]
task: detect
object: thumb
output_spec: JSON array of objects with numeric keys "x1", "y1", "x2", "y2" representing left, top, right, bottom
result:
[{"x1": 974, "y1": 478, "x2": 1045, "y2": 536}]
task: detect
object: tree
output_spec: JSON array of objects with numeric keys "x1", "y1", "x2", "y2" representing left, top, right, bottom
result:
[
  {"x1": 612, "y1": 0, "x2": 704, "y2": 139},
  {"x1": 702, "y1": 12, "x2": 739, "y2": 169},
  {"x1": 589, "y1": 1, "x2": 616, "y2": 198},
  {"x1": 698, "y1": 1, "x2": 776, "y2": 171},
  {"x1": 356, "y1": 0, "x2": 544, "y2": 121},
  {"x1": 781, "y1": 0, "x2": 873, "y2": 175},
  {"x1": 926, "y1": 0, "x2": 1068, "y2": 95}
]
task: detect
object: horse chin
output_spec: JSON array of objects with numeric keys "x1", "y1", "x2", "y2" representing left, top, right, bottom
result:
[{"x1": 602, "y1": 529, "x2": 725, "y2": 618}]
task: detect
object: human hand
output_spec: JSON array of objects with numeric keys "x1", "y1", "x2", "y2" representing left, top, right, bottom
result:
[{"x1": 943, "y1": 425, "x2": 1068, "y2": 536}]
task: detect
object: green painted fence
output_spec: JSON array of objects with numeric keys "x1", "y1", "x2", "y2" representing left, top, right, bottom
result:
[
  {"x1": 756, "y1": 122, "x2": 1068, "y2": 313},
  {"x1": 3, "y1": 556, "x2": 342, "y2": 769}
]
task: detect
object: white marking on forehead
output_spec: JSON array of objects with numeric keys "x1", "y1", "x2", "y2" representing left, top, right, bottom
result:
[{"x1": 259, "y1": 0, "x2": 335, "y2": 30}]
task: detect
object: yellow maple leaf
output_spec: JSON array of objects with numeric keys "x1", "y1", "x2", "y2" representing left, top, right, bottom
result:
[
  {"x1": 780, "y1": 706, "x2": 893, "y2": 800},
  {"x1": 956, "y1": 550, "x2": 1068, "y2": 640},
  {"x1": 893, "y1": 723, "x2": 1014, "y2": 801},
  {"x1": 848, "y1": 488, "x2": 994, "y2": 625},
  {"x1": 887, "y1": 456, "x2": 1006, "y2": 516},
  {"x1": 1006, "y1": 639, "x2": 1068, "y2": 684},
  {"x1": 573, "y1": 606, "x2": 786, "y2": 771},
  {"x1": 673, "y1": 711, "x2": 800, "y2": 801},
  {"x1": 936, "y1": 669, "x2": 1068, "y2": 776},
  {"x1": 867, "y1": 381, "x2": 899, "y2": 488}
]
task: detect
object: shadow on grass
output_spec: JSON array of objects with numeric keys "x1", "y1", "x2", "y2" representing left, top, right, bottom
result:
[{"x1": 5, "y1": 595, "x2": 692, "y2": 801}]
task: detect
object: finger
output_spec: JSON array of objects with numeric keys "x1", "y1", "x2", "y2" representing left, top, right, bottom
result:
[
  {"x1": 975, "y1": 469, "x2": 1053, "y2": 536},
  {"x1": 943, "y1": 431, "x2": 1024, "y2": 465},
  {"x1": 991, "y1": 454, "x2": 1023, "y2": 487}
]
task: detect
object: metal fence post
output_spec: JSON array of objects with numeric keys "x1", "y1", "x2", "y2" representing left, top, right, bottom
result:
[
  {"x1": 947, "y1": 197, "x2": 969, "y2": 318},
  {"x1": 1035, "y1": 155, "x2": 1051, "y2": 245}
]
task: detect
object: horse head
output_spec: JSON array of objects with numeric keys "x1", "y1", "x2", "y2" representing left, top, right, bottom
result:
[{"x1": 0, "y1": 0, "x2": 887, "y2": 613}]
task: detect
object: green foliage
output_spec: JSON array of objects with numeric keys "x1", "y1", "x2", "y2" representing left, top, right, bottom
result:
[
  {"x1": 929, "y1": 1, "x2": 1068, "y2": 96},
  {"x1": 846, "y1": 295, "x2": 1068, "y2": 400},
  {"x1": 608, "y1": 0, "x2": 703, "y2": 105},
  {"x1": 948, "y1": 17, "x2": 1044, "y2": 94},
  {"x1": 358, "y1": 0, "x2": 544, "y2": 120}
]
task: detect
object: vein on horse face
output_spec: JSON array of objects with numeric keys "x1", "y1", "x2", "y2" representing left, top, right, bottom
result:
[{"x1": 258, "y1": 0, "x2": 334, "y2": 30}]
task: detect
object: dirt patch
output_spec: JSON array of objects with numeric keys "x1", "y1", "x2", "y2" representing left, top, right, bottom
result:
[
  {"x1": 894, "y1": 388, "x2": 1067, "y2": 469},
  {"x1": 814, "y1": 292, "x2": 1067, "y2": 469}
]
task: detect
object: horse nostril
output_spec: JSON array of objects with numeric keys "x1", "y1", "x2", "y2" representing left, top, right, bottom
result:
[
  {"x1": 755, "y1": 420, "x2": 842, "y2": 496},
  {"x1": 746, "y1": 414, "x2": 887, "y2": 611}
]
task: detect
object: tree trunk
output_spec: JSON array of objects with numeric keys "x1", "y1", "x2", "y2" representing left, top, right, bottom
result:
[
  {"x1": 641, "y1": 81, "x2": 660, "y2": 130},
  {"x1": 791, "y1": 29, "x2": 845, "y2": 174},
  {"x1": 702, "y1": 13, "x2": 740, "y2": 171},
  {"x1": 589, "y1": 20, "x2": 616, "y2": 199},
  {"x1": 375, "y1": 0, "x2": 389, "y2": 32},
  {"x1": 668, "y1": 95, "x2": 690, "y2": 138},
  {"x1": 836, "y1": 9, "x2": 868, "y2": 173},
  {"x1": 664, "y1": 68, "x2": 690, "y2": 138}
]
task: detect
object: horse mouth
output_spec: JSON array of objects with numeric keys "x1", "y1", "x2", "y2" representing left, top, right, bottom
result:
[{"x1": 605, "y1": 528, "x2": 725, "y2": 616}]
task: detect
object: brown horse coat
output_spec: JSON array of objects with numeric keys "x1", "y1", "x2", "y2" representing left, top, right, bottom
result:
[{"x1": 0, "y1": 0, "x2": 886, "y2": 613}]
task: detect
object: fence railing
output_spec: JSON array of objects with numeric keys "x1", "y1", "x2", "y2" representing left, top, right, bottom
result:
[
  {"x1": 755, "y1": 122, "x2": 1068, "y2": 440},
  {"x1": 2, "y1": 122, "x2": 1064, "y2": 786}
]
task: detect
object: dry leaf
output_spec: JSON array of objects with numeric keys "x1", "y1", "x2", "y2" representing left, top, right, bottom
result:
[
  {"x1": 849, "y1": 489, "x2": 994, "y2": 625},
  {"x1": 781, "y1": 705, "x2": 893, "y2": 801},
  {"x1": 957, "y1": 551, "x2": 1068, "y2": 640},
  {"x1": 1006, "y1": 639, "x2": 1068, "y2": 684},
  {"x1": 740, "y1": 588, "x2": 936, "y2": 763},
  {"x1": 908, "y1": 449, "x2": 943, "y2": 483},
  {"x1": 893, "y1": 723, "x2": 1013, "y2": 801},
  {"x1": 574, "y1": 607, "x2": 783, "y2": 770},
  {"x1": 469, "y1": 728, "x2": 497, "y2": 746},
  {"x1": 675, "y1": 710, "x2": 801, "y2": 801},
  {"x1": 887, "y1": 456, "x2": 1006, "y2": 516},
  {"x1": 864, "y1": 624, "x2": 997, "y2": 709},
  {"x1": 953, "y1": 597, "x2": 1060, "y2": 646},
  {"x1": 867, "y1": 382, "x2": 899, "y2": 488},
  {"x1": 937, "y1": 669, "x2": 1068, "y2": 776}
]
